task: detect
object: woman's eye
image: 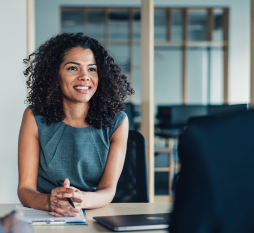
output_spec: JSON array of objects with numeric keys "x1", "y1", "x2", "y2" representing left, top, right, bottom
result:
[
  {"x1": 67, "y1": 66, "x2": 77, "y2": 71},
  {"x1": 89, "y1": 68, "x2": 97, "y2": 72}
]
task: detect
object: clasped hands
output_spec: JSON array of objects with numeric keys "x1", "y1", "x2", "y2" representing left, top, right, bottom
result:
[{"x1": 49, "y1": 178, "x2": 83, "y2": 217}]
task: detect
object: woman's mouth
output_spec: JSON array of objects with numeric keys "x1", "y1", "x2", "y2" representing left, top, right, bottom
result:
[{"x1": 73, "y1": 85, "x2": 91, "y2": 93}]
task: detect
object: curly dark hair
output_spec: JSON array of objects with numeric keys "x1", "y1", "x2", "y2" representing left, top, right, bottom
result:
[{"x1": 24, "y1": 33, "x2": 134, "y2": 129}]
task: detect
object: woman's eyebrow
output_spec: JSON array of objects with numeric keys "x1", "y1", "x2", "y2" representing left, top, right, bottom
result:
[
  {"x1": 65, "y1": 62, "x2": 80, "y2": 66},
  {"x1": 88, "y1": 64, "x2": 97, "y2": 66}
]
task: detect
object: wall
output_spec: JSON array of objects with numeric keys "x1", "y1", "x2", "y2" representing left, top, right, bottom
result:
[
  {"x1": 35, "y1": 0, "x2": 250, "y2": 105},
  {"x1": 0, "y1": 0, "x2": 27, "y2": 203}
]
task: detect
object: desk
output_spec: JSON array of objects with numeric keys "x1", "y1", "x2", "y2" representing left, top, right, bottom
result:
[{"x1": 0, "y1": 203, "x2": 172, "y2": 233}]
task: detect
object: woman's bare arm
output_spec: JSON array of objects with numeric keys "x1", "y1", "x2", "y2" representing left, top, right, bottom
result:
[
  {"x1": 81, "y1": 116, "x2": 129, "y2": 209},
  {"x1": 18, "y1": 107, "x2": 50, "y2": 211}
]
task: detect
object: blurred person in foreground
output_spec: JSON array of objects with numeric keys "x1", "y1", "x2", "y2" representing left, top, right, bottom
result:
[
  {"x1": 170, "y1": 110, "x2": 254, "y2": 233},
  {"x1": 18, "y1": 33, "x2": 134, "y2": 217},
  {"x1": 0, "y1": 211, "x2": 33, "y2": 233}
]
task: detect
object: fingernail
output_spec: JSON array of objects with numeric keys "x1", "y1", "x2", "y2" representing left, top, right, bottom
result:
[
  {"x1": 52, "y1": 199, "x2": 57, "y2": 203},
  {"x1": 51, "y1": 206, "x2": 55, "y2": 210},
  {"x1": 56, "y1": 194, "x2": 62, "y2": 198}
]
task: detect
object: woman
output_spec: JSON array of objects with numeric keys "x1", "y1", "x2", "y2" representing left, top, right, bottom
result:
[{"x1": 18, "y1": 33, "x2": 134, "y2": 217}]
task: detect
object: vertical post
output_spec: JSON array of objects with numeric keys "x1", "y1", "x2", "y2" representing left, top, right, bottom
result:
[
  {"x1": 27, "y1": 0, "x2": 35, "y2": 59},
  {"x1": 250, "y1": 0, "x2": 254, "y2": 104},
  {"x1": 27, "y1": 0, "x2": 35, "y2": 103},
  {"x1": 207, "y1": 8, "x2": 213, "y2": 103},
  {"x1": 141, "y1": 0, "x2": 154, "y2": 203},
  {"x1": 223, "y1": 8, "x2": 229, "y2": 104},
  {"x1": 182, "y1": 9, "x2": 188, "y2": 104},
  {"x1": 129, "y1": 9, "x2": 134, "y2": 102}
]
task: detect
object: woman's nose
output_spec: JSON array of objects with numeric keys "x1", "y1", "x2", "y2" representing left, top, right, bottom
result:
[{"x1": 78, "y1": 71, "x2": 90, "y2": 81}]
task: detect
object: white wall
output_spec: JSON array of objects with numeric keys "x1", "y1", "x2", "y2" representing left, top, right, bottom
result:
[
  {"x1": 35, "y1": 0, "x2": 250, "y2": 104},
  {"x1": 0, "y1": 0, "x2": 27, "y2": 203}
]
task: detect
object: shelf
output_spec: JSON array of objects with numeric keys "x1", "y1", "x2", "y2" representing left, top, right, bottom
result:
[
  {"x1": 154, "y1": 167, "x2": 170, "y2": 172},
  {"x1": 154, "y1": 195, "x2": 174, "y2": 203},
  {"x1": 154, "y1": 149, "x2": 171, "y2": 154}
]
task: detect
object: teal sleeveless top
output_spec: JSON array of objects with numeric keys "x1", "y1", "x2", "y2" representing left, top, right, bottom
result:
[{"x1": 29, "y1": 106, "x2": 127, "y2": 194}]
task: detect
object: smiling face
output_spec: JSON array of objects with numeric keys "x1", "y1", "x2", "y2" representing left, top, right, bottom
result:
[{"x1": 59, "y1": 47, "x2": 98, "y2": 104}]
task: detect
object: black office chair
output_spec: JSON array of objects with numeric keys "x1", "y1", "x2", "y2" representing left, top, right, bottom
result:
[
  {"x1": 112, "y1": 130, "x2": 149, "y2": 203},
  {"x1": 124, "y1": 102, "x2": 136, "y2": 130}
]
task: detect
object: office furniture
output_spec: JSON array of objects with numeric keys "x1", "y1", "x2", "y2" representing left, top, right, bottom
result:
[
  {"x1": 157, "y1": 104, "x2": 248, "y2": 130},
  {"x1": 0, "y1": 203, "x2": 172, "y2": 233},
  {"x1": 112, "y1": 130, "x2": 149, "y2": 203},
  {"x1": 124, "y1": 102, "x2": 136, "y2": 130},
  {"x1": 155, "y1": 104, "x2": 248, "y2": 201}
]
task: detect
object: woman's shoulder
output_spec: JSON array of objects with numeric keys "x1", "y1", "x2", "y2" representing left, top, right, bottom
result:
[
  {"x1": 26, "y1": 105, "x2": 44, "y2": 126},
  {"x1": 113, "y1": 111, "x2": 127, "y2": 122},
  {"x1": 20, "y1": 106, "x2": 38, "y2": 136},
  {"x1": 107, "y1": 111, "x2": 127, "y2": 136},
  {"x1": 22, "y1": 106, "x2": 36, "y2": 123}
]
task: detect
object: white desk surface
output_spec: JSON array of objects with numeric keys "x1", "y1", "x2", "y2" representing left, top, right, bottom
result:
[{"x1": 0, "y1": 203, "x2": 172, "y2": 233}]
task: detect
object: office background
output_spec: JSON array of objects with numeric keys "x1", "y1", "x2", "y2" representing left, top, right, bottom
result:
[{"x1": 0, "y1": 0, "x2": 250, "y2": 203}]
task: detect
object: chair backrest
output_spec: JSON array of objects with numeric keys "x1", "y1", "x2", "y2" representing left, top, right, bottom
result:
[
  {"x1": 208, "y1": 104, "x2": 248, "y2": 116},
  {"x1": 112, "y1": 130, "x2": 149, "y2": 203},
  {"x1": 124, "y1": 102, "x2": 136, "y2": 130}
]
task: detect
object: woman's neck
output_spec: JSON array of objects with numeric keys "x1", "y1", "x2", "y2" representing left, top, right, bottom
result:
[{"x1": 62, "y1": 100, "x2": 90, "y2": 128}]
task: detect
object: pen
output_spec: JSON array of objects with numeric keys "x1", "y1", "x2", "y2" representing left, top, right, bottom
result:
[
  {"x1": 57, "y1": 180, "x2": 75, "y2": 209},
  {"x1": 67, "y1": 198, "x2": 75, "y2": 209}
]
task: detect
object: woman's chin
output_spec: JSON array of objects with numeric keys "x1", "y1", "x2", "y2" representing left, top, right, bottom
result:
[{"x1": 76, "y1": 97, "x2": 91, "y2": 103}]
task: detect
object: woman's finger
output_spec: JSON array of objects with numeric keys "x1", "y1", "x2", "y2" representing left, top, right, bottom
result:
[
  {"x1": 53, "y1": 198, "x2": 69, "y2": 206},
  {"x1": 61, "y1": 192, "x2": 73, "y2": 198},
  {"x1": 61, "y1": 190, "x2": 81, "y2": 199},
  {"x1": 49, "y1": 212, "x2": 62, "y2": 217},
  {"x1": 58, "y1": 186, "x2": 74, "y2": 193},
  {"x1": 72, "y1": 197, "x2": 83, "y2": 203},
  {"x1": 53, "y1": 205, "x2": 70, "y2": 215},
  {"x1": 52, "y1": 201, "x2": 79, "y2": 213}
]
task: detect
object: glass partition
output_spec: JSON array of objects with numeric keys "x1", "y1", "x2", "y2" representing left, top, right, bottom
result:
[
  {"x1": 109, "y1": 11, "x2": 129, "y2": 41},
  {"x1": 172, "y1": 10, "x2": 183, "y2": 41},
  {"x1": 87, "y1": 11, "x2": 105, "y2": 41},
  {"x1": 188, "y1": 9, "x2": 207, "y2": 40},
  {"x1": 213, "y1": 9, "x2": 224, "y2": 41},
  {"x1": 62, "y1": 10, "x2": 84, "y2": 33},
  {"x1": 154, "y1": 10, "x2": 167, "y2": 41}
]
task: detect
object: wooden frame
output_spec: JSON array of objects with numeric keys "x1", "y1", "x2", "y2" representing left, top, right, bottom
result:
[
  {"x1": 141, "y1": 0, "x2": 155, "y2": 203},
  {"x1": 182, "y1": 9, "x2": 188, "y2": 104},
  {"x1": 57, "y1": 5, "x2": 230, "y2": 203},
  {"x1": 223, "y1": 8, "x2": 229, "y2": 104},
  {"x1": 27, "y1": 0, "x2": 35, "y2": 57},
  {"x1": 27, "y1": 0, "x2": 35, "y2": 103}
]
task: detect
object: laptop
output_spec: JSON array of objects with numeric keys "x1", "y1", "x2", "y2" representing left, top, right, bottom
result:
[{"x1": 93, "y1": 213, "x2": 170, "y2": 231}]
